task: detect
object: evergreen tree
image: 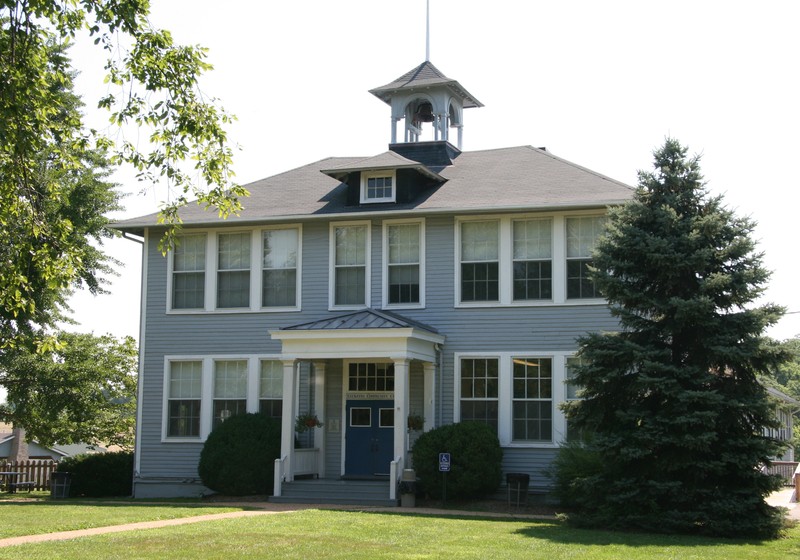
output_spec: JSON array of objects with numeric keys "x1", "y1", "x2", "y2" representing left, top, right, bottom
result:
[{"x1": 563, "y1": 138, "x2": 787, "y2": 538}]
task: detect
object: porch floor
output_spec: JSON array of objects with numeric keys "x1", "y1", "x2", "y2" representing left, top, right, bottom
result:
[{"x1": 270, "y1": 478, "x2": 398, "y2": 507}]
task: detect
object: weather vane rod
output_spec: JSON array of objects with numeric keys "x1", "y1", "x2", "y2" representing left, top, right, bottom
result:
[{"x1": 426, "y1": 0, "x2": 430, "y2": 61}]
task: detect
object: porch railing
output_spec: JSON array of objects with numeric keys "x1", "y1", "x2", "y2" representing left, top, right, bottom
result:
[
  {"x1": 0, "y1": 459, "x2": 57, "y2": 490},
  {"x1": 389, "y1": 456, "x2": 402, "y2": 501},
  {"x1": 274, "y1": 456, "x2": 286, "y2": 497},
  {"x1": 294, "y1": 448, "x2": 319, "y2": 478}
]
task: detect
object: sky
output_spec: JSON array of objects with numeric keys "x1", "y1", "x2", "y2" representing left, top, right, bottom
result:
[{"x1": 64, "y1": 0, "x2": 800, "y2": 343}]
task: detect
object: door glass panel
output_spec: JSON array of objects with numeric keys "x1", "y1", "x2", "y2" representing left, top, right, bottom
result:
[
  {"x1": 379, "y1": 408, "x2": 394, "y2": 428},
  {"x1": 350, "y1": 407, "x2": 371, "y2": 427}
]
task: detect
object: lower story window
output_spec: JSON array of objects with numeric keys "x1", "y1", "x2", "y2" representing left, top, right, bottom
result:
[
  {"x1": 259, "y1": 360, "x2": 283, "y2": 420},
  {"x1": 167, "y1": 361, "x2": 202, "y2": 438},
  {"x1": 459, "y1": 358, "x2": 499, "y2": 429},
  {"x1": 512, "y1": 357, "x2": 552, "y2": 442},
  {"x1": 213, "y1": 360, "x2": 247, "y2": 430}
]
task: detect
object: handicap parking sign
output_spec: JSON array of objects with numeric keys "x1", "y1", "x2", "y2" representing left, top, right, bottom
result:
[{"x1": 439, "y1": 452, "x2": 451, "y2": 472}]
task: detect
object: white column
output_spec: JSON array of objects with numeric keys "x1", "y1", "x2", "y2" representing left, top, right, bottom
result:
[
  {"x1": 423, "y1": 362, "x2": 435, "y2": 432},
  {"x1": 457, "y1": 125, "x2": 463, "y2": 150},
  {"x1": 313, "y1": 361, "x2": 327, "y2": 478},
  {"x1": 280, "y1": 359, "x2": 297, "y2": 481},
  {"x1": 391, "y1": 117, "x2": 398, "y2": 144},
  {"x1": 393, "y1": 359, "x2": 410, "y2": 463}
]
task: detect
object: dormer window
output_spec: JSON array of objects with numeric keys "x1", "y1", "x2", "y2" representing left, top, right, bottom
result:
[{"x1": 361, "y1": 170, "x2": 396, "y2": 203}]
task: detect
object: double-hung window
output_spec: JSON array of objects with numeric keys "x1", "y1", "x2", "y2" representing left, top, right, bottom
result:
[
  {"x1": 512, "y1": 357, "x2": 553, "y2": 442},
  {"x1": 512, "y1": 218, "x2": 552, "y2": 301},
  {"x1": 565, "y1": 356, "x2": 586, "y2": 442},
  {"x1": 167, "y1": 361, "x2": 202, "y2": 438},
  {"x1": 262, "y1": 228, "x2": 299, "y2": 308},
  {"x1": 460, "y1": 221, "x2": 499, "y2": 302},
  {"x1": 459, "y1": 358, "x2": 499, "y2": 429},
  {"x1": 172, "y1": 234, "x2": 206, "y2": 309},
  {"x1": 259, "y1": 360, "x2": 283, "y2": 419},
  {"x1": 361, "y1": 171, "x2": 395, "y2": 203},
  {"x1": 566, "y1": 216, "x2": 606, "y2": 299},
  {"x1": 217, "y1": 232, "x2": 251, "y2": 308},
  {"x1": 332, "y1": 223, "x2": 369, "y2": 307},
  {"x1": 212, "y1": 360, "x2": 248, "y2": 429},
  {"x1": 385, "y1": 221, "x2": 422, "y2": 306}
]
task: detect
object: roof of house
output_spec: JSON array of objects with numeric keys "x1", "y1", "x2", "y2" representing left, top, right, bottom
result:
[
  {"x1": 114, "y1": 144, "x2": 634, "y2": 234},
  {"x1": 281, "y1": 309, "x2": 438, "y2": 334}
]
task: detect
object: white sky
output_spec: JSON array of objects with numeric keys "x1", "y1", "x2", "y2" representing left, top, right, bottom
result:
[{"x1": 64, "y1": 0, "x2": 800, "y2": 342}]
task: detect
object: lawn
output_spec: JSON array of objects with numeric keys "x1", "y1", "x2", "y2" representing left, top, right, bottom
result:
[
  {"x1": 0, "y1": 499, "x2": 244, "y2": 539},
  {"x1": 0, "y1": 508, "x2": 798, "y2": 560}
]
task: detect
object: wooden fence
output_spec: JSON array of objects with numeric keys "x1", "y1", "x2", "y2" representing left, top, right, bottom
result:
[
  {"x1": 764, "y1": 461, "x2": 800, "y2": 487},
  {"x1": 0, "y1": 459, "x2": 57, "y2": 491}
]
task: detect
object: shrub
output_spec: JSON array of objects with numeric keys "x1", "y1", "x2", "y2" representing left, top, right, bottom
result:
[
  {"x1": 56, "y1": 451, "x2": 134, "y2": 497},
  {"x1": 411, "y1": 421, "x2": 502, "y2": 499},
  {"x1": 548, "y1": 439, "x2": 604, "y2": 509},
  {"x1": 198, "y1": 413, "x2": 281, "y2": 496}
]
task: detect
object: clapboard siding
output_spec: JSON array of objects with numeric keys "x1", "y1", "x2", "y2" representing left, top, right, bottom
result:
[{"x1": 136, "y1": 209, "x2": 619, "y2": 494}]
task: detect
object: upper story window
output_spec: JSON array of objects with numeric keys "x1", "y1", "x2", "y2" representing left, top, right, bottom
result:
[
  {"x1": 384, "y1": 220, "x2": 424, "y2": 307},
  {"x1": 512, "y1": 218, "x2": 552, "y2": 301},
  {"x1": 217, "y1": 232, "x2": 251, "y2": 308},
  {"x1": 262, "y1": 228, "x2": 299, "y2": 308},
  {"x1": 566, "y1": 216, "x2": 606, "y2": 299},
  {"x1": 172, "y1": 234, "x2": 206, "y2": 310},
  {"x1": 361, "y1": 171, "x2": 396, "y2": 203},
  {"x1": 332, "y1": 222, "x2": 370, "y2": 307},
  {"x1": 460, "y1": 221, "x2": 499, "y2": 302},
  {"x1": 167, "y1": 361, "x2": 202, "y2": 438}
]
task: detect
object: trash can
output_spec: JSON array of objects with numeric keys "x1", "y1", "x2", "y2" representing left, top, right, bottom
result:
[
  {"x1": 50, "y1": 471, "x2": 71, "y2": 499},
  {"x1": 400, "y1": 468, "x2": 417, "y2": 507},
  {"x1": 506, "y1": 472, "x2": 529, "y2": 507}
]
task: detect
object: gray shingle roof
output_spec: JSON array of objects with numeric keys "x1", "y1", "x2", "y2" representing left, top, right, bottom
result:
[
  {"x1": 282, "y1": 309, "x2": 438, "y2": 334},
  {"x1": 369, "y1": 61, "x2": 483, "y2": 108},
  {"x1": 113, "y1": 145, "x2": 634, "y2": 232}
]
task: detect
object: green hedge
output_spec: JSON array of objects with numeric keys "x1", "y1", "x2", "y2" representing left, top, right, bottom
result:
[
  {"x1": 56, "y1": 451, "x2": 133, "y2": 497},
  {"x1": 198, "y1": 413, "x2": 281, "y2": 496},
  {"x1": 411, "y1": 422, "x2": 502, "y2": 499}
]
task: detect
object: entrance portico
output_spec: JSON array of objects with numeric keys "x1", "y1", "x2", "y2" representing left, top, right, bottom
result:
[{"x1": 269, "y1": 310, "x2": 443, "y2": 498}]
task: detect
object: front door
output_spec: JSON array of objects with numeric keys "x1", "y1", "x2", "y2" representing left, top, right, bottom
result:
[{"x1": 345, "y1": 400, "x2": 394, "y2": 477}]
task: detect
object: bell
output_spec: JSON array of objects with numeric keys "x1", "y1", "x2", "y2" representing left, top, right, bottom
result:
[{"x1": 414, "y1": 102, "x2": 434, "y2": 123}]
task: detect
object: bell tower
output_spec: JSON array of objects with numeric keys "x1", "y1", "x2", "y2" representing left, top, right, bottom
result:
[{"x1": 369, "y1": 61, "x2": 482, "y2": 150}]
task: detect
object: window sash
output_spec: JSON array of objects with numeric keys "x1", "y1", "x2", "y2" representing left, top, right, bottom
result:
[
  {"x1": 217, "y1": 232, "x2": 251, "y2": 308},
  {"x1": 366, "y1": 176, "x2": 393, "y2": 200},
  {"x1": 260, "y1": 360, "x2": 283, "y2": 398},
  {"x1": 168, "y1": 400, "x2": 201, "y2": 437},
  {"x1": 511, "y1": 357, "x2": 553, "y2": 442},
  {"x1": 214, "y1": 360, "x2": 248, "y2": 398}
]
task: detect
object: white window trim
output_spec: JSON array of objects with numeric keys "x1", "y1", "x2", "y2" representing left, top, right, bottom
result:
[
  {"x1": 161, "y1": 355, "x2": 282, "y2": 443},
  {"x1": 381, "y1": 218, "x2": 425, "y2": 310},
  {"x1": 453, "y1": 351, "x2": 572, "y2": 448},
  {"x1": 454, "y1": 212, "x2": 607, "y2": 308},
  {"x1": 167, "y1": 226, "x2": 303, "y2": 315},
  {"x1": 360, "y1": 170, "x2": 397, "y2": 204},
  {"x1": 329, "y1": 220, "x2": 372, "y2": 310},
  {"x1": 259, "y1": 224, "x2": 303, "y2": 312}
]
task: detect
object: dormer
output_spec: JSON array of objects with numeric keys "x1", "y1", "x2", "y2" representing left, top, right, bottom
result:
[
  {"x1": 321, "y1": 150, "x2": 445, "y2": 207},
  {"x1": 369, "y1": 61, "x2": 482, "y2": 150}
]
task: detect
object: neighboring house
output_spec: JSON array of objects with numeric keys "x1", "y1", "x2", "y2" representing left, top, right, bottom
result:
[
  {"x1": 765, "y1": 386, "x2": 798, "y2": 462},
  {"x1": 115, "y1": 60, "x2": 636, "y2": 499},
  {"x1": 0, "y1": 424, "x2": 107, "y2": 461}
]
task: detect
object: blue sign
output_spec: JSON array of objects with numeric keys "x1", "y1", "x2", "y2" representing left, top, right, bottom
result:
[{"x1": 439, "y1": 452, "x2": 451, "y2": 472}]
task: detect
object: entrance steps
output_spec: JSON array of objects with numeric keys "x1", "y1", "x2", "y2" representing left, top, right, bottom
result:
[{"x1": 270, "y1": 478, "x2": 398, "y2": 507}]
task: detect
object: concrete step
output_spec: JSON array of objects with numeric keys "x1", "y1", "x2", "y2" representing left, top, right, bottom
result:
[{"x1": 271, "y1": 479, "x2": 397, "y2": 507}]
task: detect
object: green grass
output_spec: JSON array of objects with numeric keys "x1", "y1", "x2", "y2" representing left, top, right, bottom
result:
[
  {"x1": 0, "y1": 500, "x2": 244, "y2": 538},
  {"x1": 0, "y1": 508, "x2": 798, "y2": 559}
]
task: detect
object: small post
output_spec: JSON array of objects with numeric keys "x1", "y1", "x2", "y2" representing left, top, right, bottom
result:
[{"x1": 439, "y1": 452, "x2": 450, "y2": 507}]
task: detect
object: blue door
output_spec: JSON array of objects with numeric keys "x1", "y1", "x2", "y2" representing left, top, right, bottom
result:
[{"x1": 345, "y1": 400, "x2": 394, "y2": 477}]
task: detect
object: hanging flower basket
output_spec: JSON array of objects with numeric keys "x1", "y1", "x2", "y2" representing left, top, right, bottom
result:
[
  {"x1": 295, "y1": 413, "x2": 323, "y2": 433},
  {"x1": 407, "y1": 414, "x2": 424, "y2": 431}
]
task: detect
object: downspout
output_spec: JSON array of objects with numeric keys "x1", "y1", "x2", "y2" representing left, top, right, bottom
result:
[{"x1": 435, "y1": 344, "x2": 443, "y2": 427}]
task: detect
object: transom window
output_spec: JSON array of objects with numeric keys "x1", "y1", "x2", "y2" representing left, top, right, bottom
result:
[
  {"x1": 262, "y1": 228, "x2": 298, "y2": 308},
  {"x1": 512, "y1": 357, "x2": 553, "y2": 442},
  {"x1": 167, "y1": 361, "x2": 202, "y2": 438},
  {"x1": 385, "y1": 222, "x2": 422, "y2": 306},
  {"x1": 459, "y1": 358, "x2": 499, "y2": 429},
  {"x1": 217, "y1": 232, "x2": 251, "y2": 308},
  {"x1": 348, "y1": 362, "x2": 394, "y2": 392},
  {"x1": 566, "y1": 216, "x2": 606, "y2": 299},
  {"x1": 172, "y1": 234, "x2": 206, "y2": 310},
  {"x1": 332, "y1": 223, "x2": 369, "y2": 307},
  {"x1": 213, "y1": 360, "x2": 248, "y2": 429},
  {"x1": 361, "y1": 171, "x2": 396, "y2": 203},
  {"x1": 513, "y1": 218, "x2": 552, "y2": 301},
  {"x1": 460, "y1": 221, "x2": 499, "y2": 302}
]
